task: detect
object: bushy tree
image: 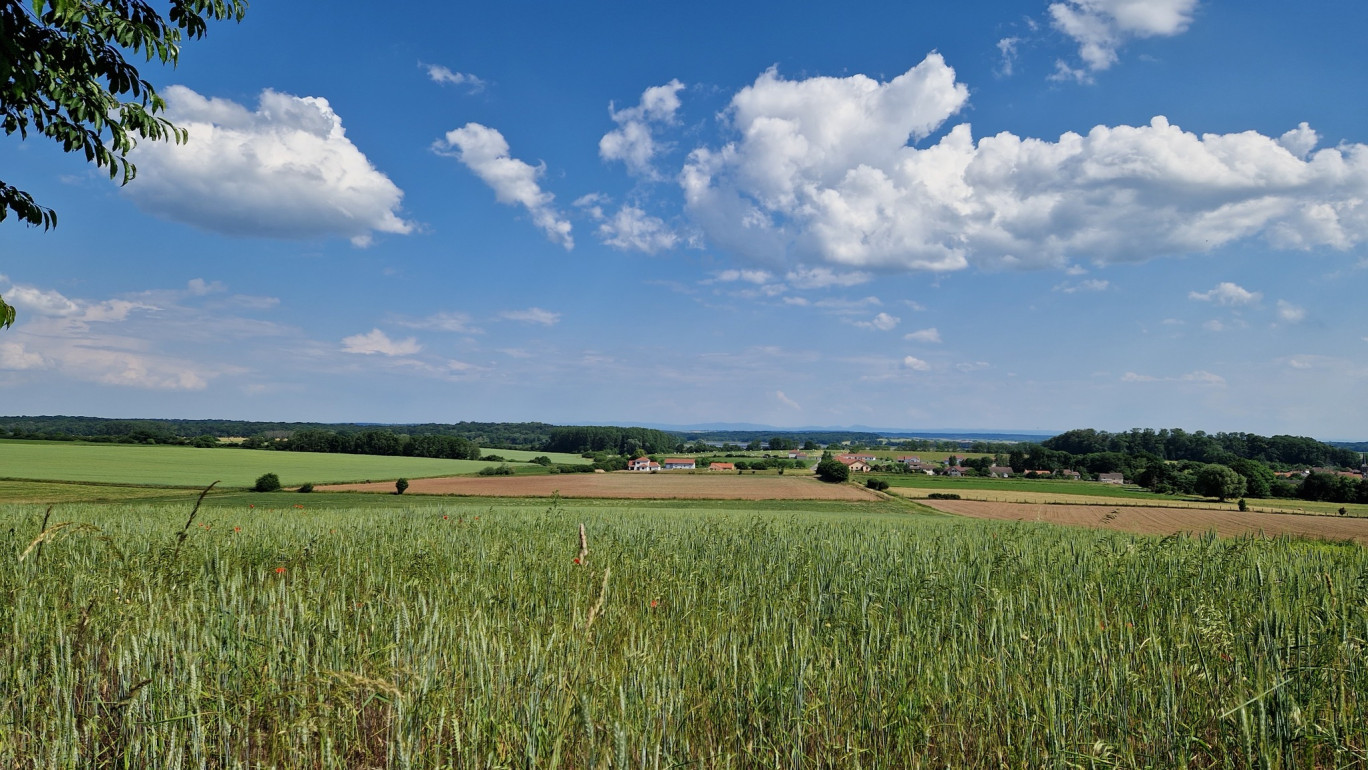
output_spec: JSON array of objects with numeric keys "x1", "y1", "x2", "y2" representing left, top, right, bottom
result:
[
  {"x1": 395, "y1": 478, "x2": 409, "y2": 495},
  {"x1": 1229, "y1": 459, "x2": 1274, "y2": 499},
  {"x1": 815, "y1": 458, "x2": 850, "y2": 483},
  {"x1": 1194, "y1": 464, "x2": 1244, "y2": 502},
  {"x1": 252, "y1": 473, "x2": 281, "y2": 493}
]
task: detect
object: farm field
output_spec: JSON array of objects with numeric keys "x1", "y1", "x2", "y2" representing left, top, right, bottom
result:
[
  {"x1": 321, "y1": 470, "x2": 884, "y2": 501},
  {"x1": 0, "y1": 441, "x2": 555, "y2": 488},
  {"x1": 922, "y1": 498, "x2": 1368, "y2": 544},
  {"x1": 2, "y1": 497, "x2": 1364, "y2": 767},
  {"x1": 877, "y1": 473, "x2": 1167, "y2": 500},
  {"x1": 881, "y1": 477, "x2": 1368, "y2": 517}
]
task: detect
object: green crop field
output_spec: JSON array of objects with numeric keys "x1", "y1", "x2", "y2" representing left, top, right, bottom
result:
[
  {"x1": 2, "y1": 494, "x2": 1364, "y2": 768},
  {"x1": 0, "y1": 441, "x2": 541, "y2": 488},
  {"x1": 874, "y1": 473, "x2": 1165, "y2": 499}
]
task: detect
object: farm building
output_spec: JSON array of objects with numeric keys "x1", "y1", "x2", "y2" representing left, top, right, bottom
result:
[
  {"x1": 835, "y1": 456, "x2": 872, "y2": 473},
  {"x1": 709, "y1": 462, "x2": 735, "y2": 471},
  {"x1": 628, "y1": 457, "x2": 661, "y2": 472},
  {"x1": 988, "y1": 466, "x2": 1014, "y2": 478},
  {"x1": 1098, "y1": 472, "x2": 1125, "y2": 484},
  {"x1": 663, "y1": 458, "x2": 696, "y2": 470}
]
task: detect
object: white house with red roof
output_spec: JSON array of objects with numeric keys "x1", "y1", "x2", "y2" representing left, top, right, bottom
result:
[
  {"x1": 663, "y1": 458, "x2": 696, "y2": 470},
  {"x1": 628, "y1": 457, "x2": 661, "y2": 472}
]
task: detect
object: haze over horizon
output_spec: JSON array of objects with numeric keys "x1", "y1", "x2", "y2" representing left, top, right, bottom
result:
[{"x1": 3, "y1": 0, "x2": 1366, "y2": 438}]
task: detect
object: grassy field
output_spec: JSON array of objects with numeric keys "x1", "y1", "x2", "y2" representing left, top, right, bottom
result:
[
  {"x1": 0, "y1": 441, "x2": 574, "y2": 489},
  {"x1": 1, "y1": 496, "x2": 1363, "y2": 768}
]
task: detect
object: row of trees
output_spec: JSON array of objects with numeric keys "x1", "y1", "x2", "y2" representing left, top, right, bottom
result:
[
  {"x1": 277, "y1": 429, "x2": 482, "y2": 460},
  {"x1": 1043, "y1": 428, "x2": 1360, "y2": 468},
  {"x1": 543, "y1": 426, "x2": 683, "y2": 456}
]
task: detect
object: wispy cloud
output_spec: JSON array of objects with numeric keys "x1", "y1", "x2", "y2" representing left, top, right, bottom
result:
[
  {"x1": 1190, "y1": 282, "x2": 1261, "y2": 306},
  {"x1": 500, "y1": 307, "x2": 561, "y2": 326},
  {"x1": 904, "y1": 328, "x2": 942, "y2": 343},
  {"x1": 341, "y1": 329, "x2": 422, "y2": 356},
  {"x1": 854, "y1": 312, "x2": 900, "y2": 331},
  {"x1": 424, "y1": 64, "x2": 486, "y2": 93},
  {"x1": 435, "y1": 123, "x2": 573, "y2": 249}
]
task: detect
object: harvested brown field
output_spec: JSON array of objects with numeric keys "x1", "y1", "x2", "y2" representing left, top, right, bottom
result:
[
  {"x1": 923, "y1": 499, "x2": 1368, "y2": 544},
  {"x1": 319, "y1": 472, "x2": 883, "y2": 501}
]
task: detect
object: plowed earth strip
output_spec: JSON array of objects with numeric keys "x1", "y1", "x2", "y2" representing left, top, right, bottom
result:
[
  {"x1": 923, "y1": 499, "x2": 1368, "y2": 544},
  {"x1": 320, "y1": 472, "x2": 883, "y2": 501}
]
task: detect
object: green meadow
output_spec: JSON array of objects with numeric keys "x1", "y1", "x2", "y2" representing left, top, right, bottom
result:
[
  {"x1": 0, "y1": 441, "x2": 584, "y2": 489},
  {"x1": 2, "y1": 494, "x2": 1364, "y2": 768}
]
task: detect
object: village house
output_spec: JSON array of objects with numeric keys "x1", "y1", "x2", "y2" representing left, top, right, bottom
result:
[
  {"x1": 1098, "y1": 472, "x2": 1125, "y2": 484},
  {"x1": 628, "y1": 457, "x2": 661, "y2": 472},
  {"x1": 663, "y1": 458, "x2": 696, "y2": 470},
  {"x1": 988, "y1": 465, "x2": 1014, "y2": 478},
  {"x1": 835, "y1": 456, "x2": 872, "y2": 473},
  {"x1": 709, "y1": 462, "x2": 735, "y2": 471},
  {"x1": 896, "y1": 455, "x2": 922, "y2": 465},
  {"x1": 944, "y1": 467, "x2": 964, "y2": 477}
]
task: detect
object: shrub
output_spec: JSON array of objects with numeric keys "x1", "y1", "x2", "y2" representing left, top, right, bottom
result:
[
  {"x1": 395, "y1": 478, "x2": 409, "y2": 495},
  {"x1": 531, "y1": 456, "x2": 553, "y2": 466},
  {"x1": 478, "y1": 464, "x2": 513, "y2": 477},
  {"x1": 1237, "y1": 497, "x2": 1247, "y2": 511},
  {"x1": 927, "y1": 493, "x2": 961, "y2": 500},
  {"x1": 297, "y1": 482, "x2": 314, "y2": 494},
  {"x1": 253, "y1": 473, "x2": 281, "y2": 493},
  {"x1": 865, "y1": 478, "x2": 890, "y2": 491},
  {"x1": 481, "y1": 454, "x2": 505, "y2": 462}
]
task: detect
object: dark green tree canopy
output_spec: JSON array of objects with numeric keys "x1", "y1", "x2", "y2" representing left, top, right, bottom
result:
[{"x1": 1, "y1": 0, "x2": 246, "y2": 327}]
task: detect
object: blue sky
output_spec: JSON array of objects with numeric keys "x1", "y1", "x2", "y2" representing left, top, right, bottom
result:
[{"x1": 2, "y1": 0, "x2": 1366, "y2": 438}]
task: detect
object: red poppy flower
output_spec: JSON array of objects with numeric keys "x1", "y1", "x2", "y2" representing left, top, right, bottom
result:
[
  {"x1": 443, "y1": 515, "x2": 449, "y2": 520},
  {"x1": 650, "y1": 600, "x2": 659, "y2": 608},
  {"x1": 234, "y1": 527, "x2": 241, "y2": 532},
  {"x1": 572, "y1": 557, "x2": 581, "y2": 565},
  {"x1": 275, "y1": 566, "x2": 286, "y2": 574}
]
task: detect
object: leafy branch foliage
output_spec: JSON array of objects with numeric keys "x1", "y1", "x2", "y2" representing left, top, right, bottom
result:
[{"x1": 1, "y1": 0, "x2": 246, "y2": 322}]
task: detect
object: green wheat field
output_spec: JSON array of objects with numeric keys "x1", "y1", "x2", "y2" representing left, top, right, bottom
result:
[{"x1": 2, "y1": 491, "x2": 1364, "y2": 768}]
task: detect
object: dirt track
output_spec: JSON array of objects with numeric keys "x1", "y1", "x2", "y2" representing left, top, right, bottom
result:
[
  {"x1": 320, "y1": 472, "x2": 883, "y2": 501},
  {"x1": 923, "y1": 499, "x2": 1368, "y2": 544}
]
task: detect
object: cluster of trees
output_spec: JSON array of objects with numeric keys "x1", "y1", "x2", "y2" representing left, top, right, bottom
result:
[
  {"x1": 1135, "y1": 461, "x2": 1368, "y2": 504},
  {"x1": 544, "y1": 426, "x2": 683, "y2": 456},
  {"x1": 0, "y1": 416, "x2": 559, "y2": 450},
  {"x1": 280, "y1": 429, "x2": 482, "y2": 460},
  {"x1": 1043, "y1": 428, "x2": 1360, "y2": 468}
]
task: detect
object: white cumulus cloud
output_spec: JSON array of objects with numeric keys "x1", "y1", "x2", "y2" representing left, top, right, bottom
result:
[
  {"x1": 680, "y1": 55, "x2": 1368, "y2": 280},
  {"x1": 904, "y1": 328, "x2": 942, "y2": 343},
  {"x1": 1049, "y1": 0, "x2": 1199, "y2": 80},
  {"x1": 3, "y1": 284, "x2": 81, "y2": 316},
  {"x1": 341, "y1": 329, "x2": 422, "y2": 356},
  {"x1": 594, "y1": 205, "x2": 679, "y2": 253},
  {"x1": 1189, "y1": 282, "x2": 1261, "y2": 306},
  {"x1": 903, "y1": 356, "x2": 932, "y2": 371},
  {"x1": 128, "y1": 86, "x2": 414, "y2": 246},
  {"x1": 437, "y1": 123, "x2": 573, "y2": 249},
  {"x1": 600, "y1": 80, "x2": 685, "y2": 178},
  {"x1": 0, "y1": 341, "x2": 47, "y2": 370},
  {"x1": 855, "y1": 312, "x2": 900, "y2": 331}
]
